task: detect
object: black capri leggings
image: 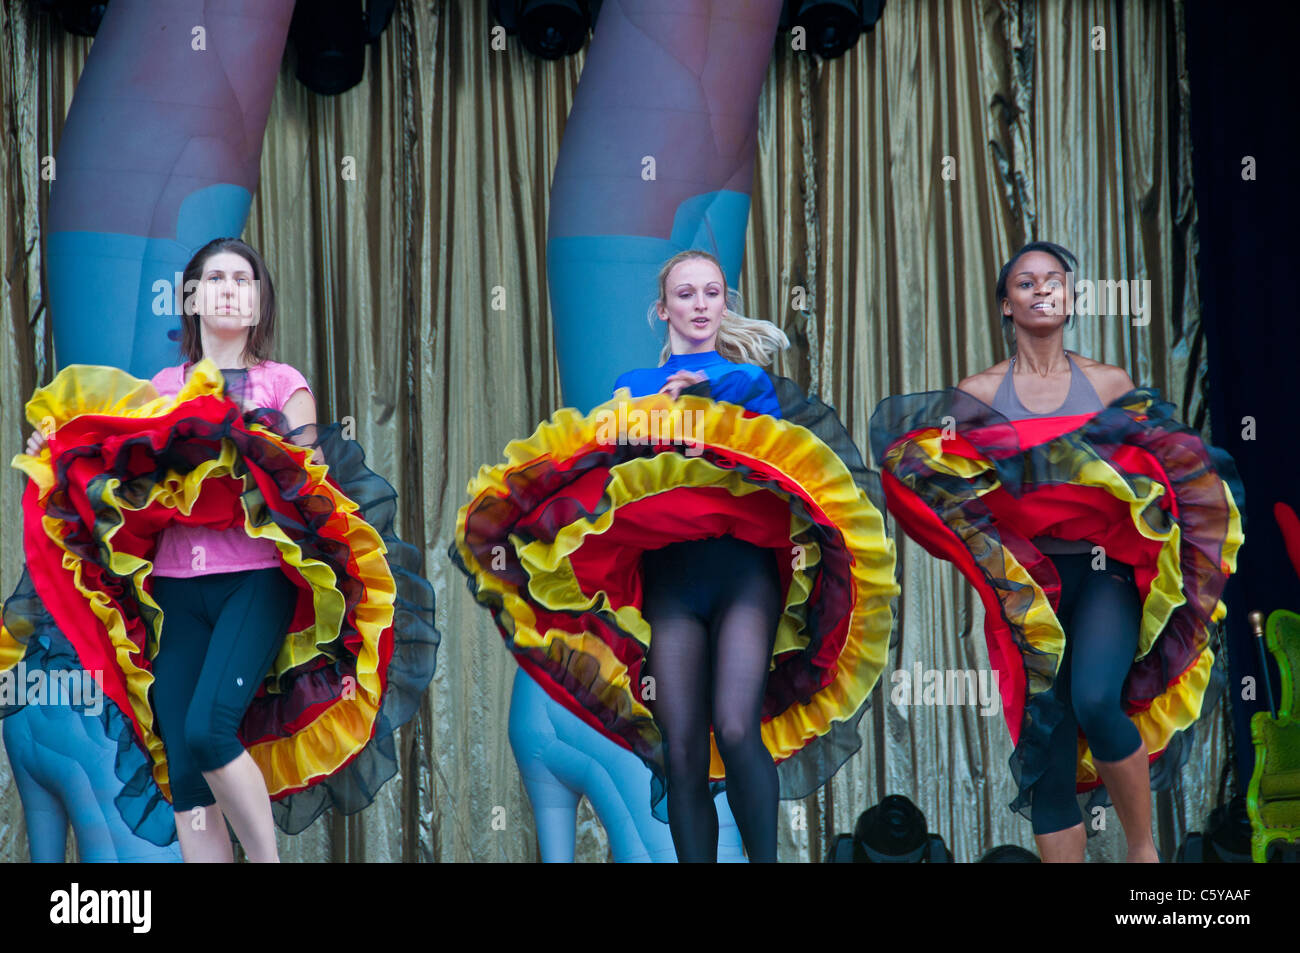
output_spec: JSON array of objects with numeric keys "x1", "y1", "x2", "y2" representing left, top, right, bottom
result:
[
  {"x1": 150, "y1": 568, "x2": 298, "y2": 812},
  {"x1": 1030, "y1": 553, "x2": 1144, "y2": 836}
]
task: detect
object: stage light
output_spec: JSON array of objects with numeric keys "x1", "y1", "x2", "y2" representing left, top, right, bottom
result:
[
  {"x1": 490, "y1": 0, "x2": 601, "y2": 60},
  {"x1": 289, "y1": 0, "x2": 396, "y2": 96},
  {"x1": 1175, "y1": 794, "x2": 1257, "y2": 862},
  {"x1": 36, "y1": 0, "x2": 107, "y2": 37},
  {"x1": 979, "y1": 844, "x2": 1041, "y2": 862},
  {"x1": 851, "y1": 794, "x2": 952, "y2": 862},
  {"x1": 40, "y1": 1, "x2": 397, "y2": 96},
  {"x1": 781, "y1": 0, "x2": 887, "y2": 60}
]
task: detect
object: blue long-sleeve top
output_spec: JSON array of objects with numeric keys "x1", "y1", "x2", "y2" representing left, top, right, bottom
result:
[{"x1": 613, "y1": 350, "x2": 783, "y2": 419}]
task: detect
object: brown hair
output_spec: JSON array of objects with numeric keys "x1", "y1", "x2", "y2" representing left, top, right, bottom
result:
[
  {"x1": 648, "y1": 249, "x2": 789, "y2": 366},
  {"x1": 178, "y1": 237, "x2": 278, "y2": 365}
]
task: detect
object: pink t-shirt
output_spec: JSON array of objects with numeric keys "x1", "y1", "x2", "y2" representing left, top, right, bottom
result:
[{"x1": 149, "y1": 360, "x2": 314, "y2": 578}]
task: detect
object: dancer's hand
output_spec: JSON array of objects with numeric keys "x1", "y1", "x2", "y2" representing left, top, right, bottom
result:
[
  {"x1": 24, "y1": 429, "x2": 48, "y2": 456},
  {"x1": 659, "y1": 370, "x2": 707, "y2": 400}
]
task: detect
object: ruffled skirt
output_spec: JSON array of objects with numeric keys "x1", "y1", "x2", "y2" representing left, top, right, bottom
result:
[
  {"x1": 0, "y1": 360, "x2": 439, "y2": 842},
  {"x1": 869, "y1": 386, "x2": 1243, "y2": 816},
  {"x1": 451, "y1": 376, "x2": 899, "y2": 810}
]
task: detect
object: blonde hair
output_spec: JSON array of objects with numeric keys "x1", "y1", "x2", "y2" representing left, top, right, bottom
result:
[{"x1": 648, "y1": 249, "x2": 789, "y2": 366}]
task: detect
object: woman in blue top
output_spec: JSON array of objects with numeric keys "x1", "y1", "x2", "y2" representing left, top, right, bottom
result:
[
  {"x1": 452, "y1": 249, "x2": 898, "y2": 863},
  {"x1": 612, "y1": 255, "x2": 783, "y2": 417},
  {"x1": 615, "y1": 251, "x2": 790, "y2": 861}
]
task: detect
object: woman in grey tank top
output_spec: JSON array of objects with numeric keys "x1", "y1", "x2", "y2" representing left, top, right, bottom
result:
[
  {"x1": 957, "y1": 243, "x2": 1154, "y2": 861},
  {"x1": 873, "y1": 240, "x2": 1242, "y2": 865}
]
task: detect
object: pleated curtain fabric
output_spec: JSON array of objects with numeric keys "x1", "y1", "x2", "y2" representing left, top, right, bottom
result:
[{"x1": 0, "y1": 0, "x2": 1219, "y2": 862}]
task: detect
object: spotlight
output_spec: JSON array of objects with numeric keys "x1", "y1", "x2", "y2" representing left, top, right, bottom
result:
[
  {"x1": 36, "y1": 0, "x2": 107, "y2": 37},
  {"x1": 826, "y1": 794, "x2": 953, "y2": 862},
  {"x1": 979, "y1": 844, "x2": 1041, "y2": 863},
  {"x1": 1175, "y1": 794, "x2": 1255, "y2": 862},
  {"x1": 781, "y1": 0, "x2": 887, "y2": 60},
  {"x1": 290, "y1": 0, "x2": 396, "y2": 96},
  {"x1": 490, "y1": 0, "x2": 601, "y2": 60}
]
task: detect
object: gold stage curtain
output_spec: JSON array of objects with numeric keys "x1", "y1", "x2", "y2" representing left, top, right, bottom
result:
[{"x1": 1, "y1": 0, "x2": 1220, "y2": 862}]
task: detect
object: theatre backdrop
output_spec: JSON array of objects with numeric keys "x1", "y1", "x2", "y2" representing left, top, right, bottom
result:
[{"x1": 0, "y1": 0, "x2": 1218, "y2": 862}]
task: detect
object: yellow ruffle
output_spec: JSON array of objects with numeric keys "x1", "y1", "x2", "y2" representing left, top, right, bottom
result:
[
  {"x1": 1077, "y1": 645, "x2": 1216, "y2": 786},
  {"x1": 0, "y1": 614, "x2": 28, "y2": 672},
  {"x1": 455, "y1": 389, "x2": 898, "y2": 778},
  {"x1": 9, "y1": 360, "x2": 394, "y2": 800}
]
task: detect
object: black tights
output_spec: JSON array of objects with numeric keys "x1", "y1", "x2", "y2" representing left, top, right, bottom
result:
[{"x1": 642, "y1": 536, "x2": 782, "y2": 862}]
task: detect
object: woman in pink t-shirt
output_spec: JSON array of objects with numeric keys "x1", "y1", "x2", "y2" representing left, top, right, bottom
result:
[
  {"x1": 15, "y1": 237, "x2": 438, "y2": 862},
  {"x1": 149, "y1": 238, "x2": 315, "y2": 862}
]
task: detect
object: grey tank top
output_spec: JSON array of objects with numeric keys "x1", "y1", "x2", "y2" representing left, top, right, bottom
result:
[
  {"x1": 990, "y1": 353, "x2": 1105, "y2": 419},
  {"x1": 989, "y1": 353, "x2": 1105, "y2": 554}
]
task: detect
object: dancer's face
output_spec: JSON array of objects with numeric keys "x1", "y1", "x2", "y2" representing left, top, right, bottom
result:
[
  {"x1": 195, "y1": 251, "x2": 260, "y2": 331},
  {"x1": 1001, "y1": 251, "x2": 1071, "y2": 331},
  {"x1": 658, "y1": 258, "x2": 726, "y2": 354}
]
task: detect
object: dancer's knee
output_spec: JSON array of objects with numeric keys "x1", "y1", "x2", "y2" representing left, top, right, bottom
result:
[
  {"x1": 663, "y1": 733, "x2": 711, "y2": 783},
  {"x1": 169, "y1": 771, "x2": 217, "y2": 814},
  {"x1": 183, "y1": 709, "x2": 243, "y2": 774},
  {"x1": 1031, "y1": 790, "x2": 1082, "y2": 836},
  {"x1": 713, "y1": 714, "x2": 763, "y2": 763},
  {"x1": 1071, "y1": 690, "x2": 1139, "y2": 762}
]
